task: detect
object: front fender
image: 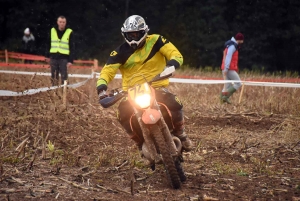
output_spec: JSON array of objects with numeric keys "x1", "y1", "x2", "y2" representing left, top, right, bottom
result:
[{"x1": 141, "y1": 108, "x2": 162, "y2": 124}]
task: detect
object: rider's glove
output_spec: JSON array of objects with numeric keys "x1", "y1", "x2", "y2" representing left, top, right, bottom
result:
[
  {"x1": 97, "y1": 84, "x2": 107, "y2": 94},
  {"x1": 160, "y1": 65, "x2": 175, "y2": 77},
  {"x1": 97, "y1": 84, "x2": 108, "y2": 99}
]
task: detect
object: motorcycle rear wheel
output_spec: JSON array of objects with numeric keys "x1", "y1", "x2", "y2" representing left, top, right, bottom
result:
[{"x1": 150, "y1": 125, "x2": 181, "y2": 189}]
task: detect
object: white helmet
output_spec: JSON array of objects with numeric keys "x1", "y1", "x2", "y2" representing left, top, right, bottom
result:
[{"x1": 121, "y1": 15, "x2": 149, "y2": 49}]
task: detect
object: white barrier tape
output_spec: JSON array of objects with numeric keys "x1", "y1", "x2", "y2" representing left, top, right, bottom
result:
[
  {"x1": 95, "y1": 72, "x2": 300, "y2": 87},
  {"x1": 105, "y1": 74, "x2": 300, "y2": 88},
  {"x1": 5, "y1": 70, "x2": 300, "y2": 86},
  {"x1": 0, "y1": 73, "x2": 93, "y2": 96},
  {"x1": 0, "y1": 70, "x2": 92, "y2": 78},
  {"x1": 168, "y1": 78, "x2": 300, "y2": 88},
  {"x1": 239, "y1": 81, "x2": 300, "y2": 88}
]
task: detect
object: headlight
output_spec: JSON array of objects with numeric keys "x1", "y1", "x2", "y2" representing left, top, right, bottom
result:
[{"x1": 135, "y1": 94, "x2": 151, "y2": 108}]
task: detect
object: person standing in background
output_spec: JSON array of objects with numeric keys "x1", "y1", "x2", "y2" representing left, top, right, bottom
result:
[
  {"x1": 220, "y1": 33, "x2": 244, "y2": 104},
  {"x1": 47, "y1": 16, "x2": 75, "y2": 86},
  {"x1": 22, "y1": 27, "x2": 35, "y2": 63}
]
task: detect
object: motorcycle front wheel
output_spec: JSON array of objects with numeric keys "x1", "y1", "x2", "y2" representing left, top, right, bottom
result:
[{"x1": 150, "y1": 125, "x2": 181, "y2": 189}]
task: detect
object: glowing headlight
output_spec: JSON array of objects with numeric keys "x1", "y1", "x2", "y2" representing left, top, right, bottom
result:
[{"x1": 135, "y1": 94, "x2": 151, "y2": 108}]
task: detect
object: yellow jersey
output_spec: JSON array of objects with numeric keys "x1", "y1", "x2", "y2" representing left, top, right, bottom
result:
[{"x1": 97, "y1": 34, "x2": 183, "y2": 91}]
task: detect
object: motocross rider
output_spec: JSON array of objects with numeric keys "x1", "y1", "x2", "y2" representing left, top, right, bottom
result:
[{"x1": 96, "y1": 15, "x2": 193, "y2": 152}]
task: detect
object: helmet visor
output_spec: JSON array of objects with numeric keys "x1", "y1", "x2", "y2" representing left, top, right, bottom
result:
[{"x1": 124, "y1": 31, "x2": 145, "y2": 42}]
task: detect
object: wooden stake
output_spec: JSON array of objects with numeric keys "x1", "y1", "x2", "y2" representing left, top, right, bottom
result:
[
  {"x1": 238, "y1": 83, "x2": 245, "y2": 104},
  {"x1": 93, "y1": 59, "x2": 98, "y2": 69},
  {"x1": 5, "y1": 49, "x2": 8, "y2": 64},
  {"x1": 93, "y1": 59, "x2": 98, "y2": 79},
  {"x1": 63, "y1": 80, "x2": 68, "y2": 108},
  {"x1": 91, "y1": 67, "x2": 95, "y2": 79}
]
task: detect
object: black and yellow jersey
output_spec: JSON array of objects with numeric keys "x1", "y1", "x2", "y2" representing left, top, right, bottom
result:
[{"x1": 97, "y1": 34, "x2": 183, "y2": 91}]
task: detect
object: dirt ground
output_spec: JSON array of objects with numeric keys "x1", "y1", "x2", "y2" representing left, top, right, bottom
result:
[{"x1": 0, "y1": 71, "x2": 300, "y2": 201}]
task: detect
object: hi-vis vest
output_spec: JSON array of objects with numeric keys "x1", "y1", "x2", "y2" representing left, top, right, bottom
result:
[{"x1": 50, "y1": 28, "x2": 72, "y2": 55}]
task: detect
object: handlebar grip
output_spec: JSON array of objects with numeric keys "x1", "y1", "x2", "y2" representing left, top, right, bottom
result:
[{"x1": 99, "y1": 93, "x2": 125, "y2": 108}]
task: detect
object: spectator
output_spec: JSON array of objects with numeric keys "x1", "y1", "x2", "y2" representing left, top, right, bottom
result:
[
  {"x1": 47, "y1": 16, "x2": 75, "y2": 86},
  {"x1": 22, "y1": 27, "x2": 35, "y2": 63},
  {"x1": 220, "y1": 33, "x2": 244, "y2": 104}
]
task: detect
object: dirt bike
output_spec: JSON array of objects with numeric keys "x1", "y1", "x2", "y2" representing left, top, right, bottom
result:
[{"x1": 98, "y1": 66, "x2": 186, "y2": 189}]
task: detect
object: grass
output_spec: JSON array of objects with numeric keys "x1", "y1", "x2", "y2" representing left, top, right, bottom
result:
[
  {"x1": 0, "y1": 156, "x2": 20, "y2": 164},
  {"x1": 237, "y1": 169, "x2": 249, "y2": 176}
]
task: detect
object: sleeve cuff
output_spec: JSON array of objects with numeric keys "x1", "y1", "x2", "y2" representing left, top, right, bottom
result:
[
  {"x1": 97, "y1": 78, "x2": 108, "y2": 87},
  {"x1": 166, "y1": 59, "x2": 180, "y2": 69}
]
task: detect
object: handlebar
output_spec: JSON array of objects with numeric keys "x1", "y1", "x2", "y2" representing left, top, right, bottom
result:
[{"x1": 99, "y1": 66, "x2": 175, "y2": 108}]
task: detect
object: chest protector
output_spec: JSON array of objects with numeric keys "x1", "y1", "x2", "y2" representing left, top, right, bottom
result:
[
  {"x1": 221, "y1": 40, "x2": 239, "y2": 71},
  {"x1": 50, "y1": 28, "x2": 72, "y2": 55}
]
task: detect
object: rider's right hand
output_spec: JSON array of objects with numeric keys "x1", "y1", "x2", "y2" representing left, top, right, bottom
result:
[
  {"x1": 97, "y1": 84, "x2": 108, "y2": 99},
  {"x1": 97, "y1": 84, "x2": 107, "y2": 94}
]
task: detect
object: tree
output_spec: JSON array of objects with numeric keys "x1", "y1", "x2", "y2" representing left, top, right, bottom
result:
[{"x1": 0, "y1": 0, "x2": 299, "y2": 73}]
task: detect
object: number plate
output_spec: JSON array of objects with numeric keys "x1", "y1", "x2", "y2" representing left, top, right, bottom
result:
[{"x1": 128, "y1": 83, "x2": 151, "y2": 101}]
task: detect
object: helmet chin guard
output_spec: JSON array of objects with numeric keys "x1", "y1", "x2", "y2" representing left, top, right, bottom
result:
[{"x1": 121, "y1": 15, "x2": 149, "y2": 49}]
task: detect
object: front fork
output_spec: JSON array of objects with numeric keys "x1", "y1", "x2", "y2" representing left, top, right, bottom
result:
[
  {"x1": 152, "y1": 100, "x2": 180, "y2": 157},
  {"x1": 133, "y1": 107, "x2": 161, "y2": 164},
  {"x1": 133, "y1": 100, "x2": 180, "y2": 163}
]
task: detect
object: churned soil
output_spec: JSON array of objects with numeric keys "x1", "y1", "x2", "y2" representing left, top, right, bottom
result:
[{"x1": 0, "y1": 72, "x2": 300, "y2": 201}]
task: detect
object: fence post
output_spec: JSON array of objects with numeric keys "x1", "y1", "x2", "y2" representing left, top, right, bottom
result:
[
  {"x1": 93, "y1": 59, "x2": 98, "y2": 69},
  {"x1": 5, "y1": 49, "x2": 8, "y2": 64},
  {"x1": 63, "y1": 80, "x2": 68, "y2": 108},
  {"x1": 93, "y1": 59, "x2": 98, "y2": 79},
  {"x1": 238, "y1": 83, "x2": 245, "y2": 104}
]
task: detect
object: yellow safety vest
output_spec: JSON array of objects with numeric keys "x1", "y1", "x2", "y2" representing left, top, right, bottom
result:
[{"x1": 50, "y1": 28, "x2": 72, "y2": 55}]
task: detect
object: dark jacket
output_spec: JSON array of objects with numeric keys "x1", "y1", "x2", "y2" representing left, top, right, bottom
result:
[{"x1": 22, "y1": 34, "x2": 36, "y2": 54}]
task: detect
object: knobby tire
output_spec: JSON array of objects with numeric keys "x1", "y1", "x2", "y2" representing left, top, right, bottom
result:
[
  {"x1": 175, "y1": 159, "x2": 186, "y2": 182},
  {"x1": 150, "y1": 125, "x2": 181, "y2": 189},
  {"x1": 160, "y1": 123, "x2": 187, "y2": 182}
]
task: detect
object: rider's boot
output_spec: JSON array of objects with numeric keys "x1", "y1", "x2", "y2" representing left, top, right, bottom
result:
[{"x1": 173, "y1": 121, "x2": 193, "y2": 152}]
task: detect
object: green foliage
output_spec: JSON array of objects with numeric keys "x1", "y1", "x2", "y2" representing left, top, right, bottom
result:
[
  {"x1": 237, "y1": 169, "x2": 249, "y2": 176},
  {"x1": 213, "y1": 162, "x2": 235, "y2": 174},
  {"x1": 47, "y1": 140, "x2": 55, "y2": 153},
  {"x1": 201, "y1": 66, "x2": 215, "y2": 72},
  {"x1": 1, "y1": 156, "x2": 20, "y2": 164}
]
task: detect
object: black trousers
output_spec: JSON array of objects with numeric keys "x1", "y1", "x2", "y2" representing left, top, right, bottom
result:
[
  {"x1": 117, "y1": 88, "x2": 184, "y2": 145},
  {"x1": 50, "y1": 58, "x2": 68, "y2": 85}
]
